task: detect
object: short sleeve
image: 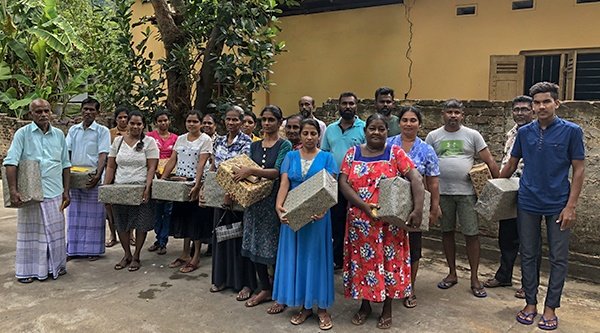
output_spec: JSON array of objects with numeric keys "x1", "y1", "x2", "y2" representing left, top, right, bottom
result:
[
  {"x1": 3, "y1": 127, "x2": 25, "y2": 166},
  {"x1": 424, "y1": 132, "x2": 434, "y2": 146},
  {"x1": 200, "y1": 135, "x2": 213, "y2": 154},
  {"x1": 424, "y1": 144, "x2": 440, "y2": 177},
  {"x1": 98, "y1": 126, "x2": 111, "y2": 154},
  {"x1": 60, "y1": 133, "x2": 71, "y2": 169},
  {"x1": 511, "y1": 130, "x2": 523, "y2": 159},
  {"x1": 393, "y1": 145, "x2": 415, "y2": 176},
  {"x1": 145, "y1": 137, "x2": 159, "y2": 159},
  {"x1": 569, "y1": 126, "x2": 585, "y2": 160},
  {"x1": 339, "y1": 146, "x2": 355, "y2": 175},
  {"x1": 65, "y1": 127, "x2": 75, "y2": 151},
  {"x1": 241, "y1": 138, "x2": 251, "y2": 156},
  {"x1": 473, "y1": 130, "x2": 488, "y2": 154},
  {"x1": 321, "y1": 126, "x2": 332, "y2": 152},
  {"x1": 275, "y1": 140, "x2": 292, "y2": 170},
  {"x1": 324, "y1": 152, "x2": 339, "y2": 176},
  {"x1": 280, "y1": 151, "x2": 292, "y2": 175},
  {"x1": 173, "y1": 135, "x2": 185, "y2": 150},
  {"x1": 108, "y1": 136, "x2": 122, "y2": 158}
]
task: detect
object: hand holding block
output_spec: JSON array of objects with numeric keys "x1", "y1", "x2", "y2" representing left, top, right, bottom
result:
[
  {"x1": 70, "y1": 166, "x2": 95, "y2": 189},
  {"x1": 475, "y1": 178, "x2": 519, "y2": 221},
  {"x1": 469, "y1": 163, "x2": 492, "y2": 197},
  {"x1": 151, "y1": 178, "x2": 195, "y2": 202},
  {"x1": 98, "y1": 184, "x2": 145, "y2": 205},
  {"x1": 2, "y1": 160, "x2": 43, "y2": 208},
  {"x1": 203, "y1": 171, "x2": 244, "y2": 211},
  {"x1": 282, "y1": 170, "x2": 338, "y2": 232},
  {"x1": 377, "y1": 177, "x2": 431, "y2": 231},
  {"x1": 216, "y1": 154, "x2": 273, "y2": 208}
]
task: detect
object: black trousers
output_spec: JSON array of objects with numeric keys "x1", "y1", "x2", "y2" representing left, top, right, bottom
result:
[
  {"x1": 330, "y1": 189, "x2": 348, "y2": 267},
  {"x1": 494, "y1": 218, "x2": 520, "y2": 283}
]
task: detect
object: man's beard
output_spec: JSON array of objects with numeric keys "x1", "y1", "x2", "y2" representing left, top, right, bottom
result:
[
  {"x1": 301, "y1": 109, "x2": 311, "y2": 118},
  {"x1": 379, "y1": 107, "x2": 392, "y2": 116},
  {"x1": 341, "y1": 110, "x2": 354, "y2": 120}
]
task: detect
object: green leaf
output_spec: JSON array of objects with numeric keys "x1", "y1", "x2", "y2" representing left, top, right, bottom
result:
[
  {"x1": 9, "y1": 97, "x2": 35, "y2": 110},
  {"x1": 28, "y1": 27, "x2": 69, "y2": 54},
  {"x1": 0, "y1": 88, "x2": 18, "y2": 105},
  {"x1": 44, "y1": 0, "x2": 58, "y2": 20},
  {"x1": 7, "y1": 40, "x2": 35, "y2": 68},
  {"x1": 11, "y1": 74, "x2": 34, "y2": 86}
]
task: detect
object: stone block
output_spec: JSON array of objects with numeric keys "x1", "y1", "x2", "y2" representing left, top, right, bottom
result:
[
  {"x1": 70, "y1": 166, "x2": 95, "y2": 189},
  {"x1": 2, "y1": 160, "x2": 43, "y2": 208},
  {"x1": 152, "y1": 178, "x2": 195, "y2": 202},
  {"x1": 203, "y1": 171, "x2": 244, "y2": 211},
  {"x1": 475, "y1": 178, "x2": 519, "y2": 221},
  {"x1": 282, "y1": 170, "x2": 338, "y2": 232},
  {"x1": 469, "y1": 163, "x2": 492, "y2": 197},
  {"x1": 98, "y1": 184, "x2": 145, "y2": 205},
  {"x1": 216, "y1": 154, "x2": 273, "y2": 208},
  {"x1": 377, "y1": 177, "x2": 431, "y2": 231}
]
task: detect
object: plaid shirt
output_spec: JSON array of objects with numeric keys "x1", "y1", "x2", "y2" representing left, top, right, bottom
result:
[
  {"x1": 501, "y1": 124, "x2": 524, "y2": 177},
  {"x1": 213, "y1": 131, "x2": 252, "y2": 169}
]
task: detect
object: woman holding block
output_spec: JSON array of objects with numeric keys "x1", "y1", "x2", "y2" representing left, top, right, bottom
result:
[
  {"x1": 273, "y1": 119, "x2": 338, "y2": 330},
  {"x1": 162, "y1": 110, "x2": 212, "y2": 273},
  {"x1": 232, "y1": 105, "x2": 292, "y2": 308},
  {"x1": 387, "y1": 106, "x2": 441, "y2": 308},
  {"x1": 339, "y1": 113, "x2": 424, "y2": 329},
  {"x1": 104, "y1": 110, "x2": 159, "y2": 272}
]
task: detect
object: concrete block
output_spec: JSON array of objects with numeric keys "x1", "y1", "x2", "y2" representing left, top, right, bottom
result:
[
  {"x1": 377, "y1": 177, "x2": 431, "y2": 231},
  {"x1": 98, "y1": 184, "x2": 145, "y2": 205},
  {"x1": 475, "y1": 178, "x2": 519, "y2": 221},
  {"x1": 2, "y1": 160, "x2": 43, "y2": 208},
  {"x1": 70, "y1": 166, "x2": 95, "y2": 189},
  {"x1": 282, "y1": 169, "x2": 338, "y2": 232},
  {"x1": 151, "y1": 179, "x2": 195, "y2": 202}
]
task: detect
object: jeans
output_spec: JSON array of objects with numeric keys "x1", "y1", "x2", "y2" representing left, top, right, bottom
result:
[
  {"x1": 518, "y1": 209, "x2": 570, "y2": 309},
  {"x1": 154, "y1": 201, "x2": 173, "y2": 247}
]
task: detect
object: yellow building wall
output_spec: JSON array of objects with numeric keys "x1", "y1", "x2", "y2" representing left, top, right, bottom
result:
[
  {"x1": 131, "y1": 0, "x2": 600, "y2": 116},
  {"x1": 263, "y1": 0, "x2": 600, "y2": 115}
]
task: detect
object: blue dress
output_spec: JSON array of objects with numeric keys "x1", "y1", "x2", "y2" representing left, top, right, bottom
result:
[{"x1": 272, "y1": 150, "x2": 338, "y2": 309}]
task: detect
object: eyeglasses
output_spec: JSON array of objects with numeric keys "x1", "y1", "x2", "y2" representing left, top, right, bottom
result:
[{"x1": 512, "y1": 107, "x2": 532, "y2": 114}]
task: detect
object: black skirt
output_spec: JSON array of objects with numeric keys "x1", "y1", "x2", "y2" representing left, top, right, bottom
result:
[{"x1": 169, "y1": 201, "x2": 213, "y2": 242}]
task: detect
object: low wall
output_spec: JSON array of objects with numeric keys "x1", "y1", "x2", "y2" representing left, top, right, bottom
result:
[{"x1": 315, "y1": 99, "x2": 600, "y2": 260}]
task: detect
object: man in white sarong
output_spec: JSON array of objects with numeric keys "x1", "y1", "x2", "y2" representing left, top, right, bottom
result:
[{"x1": 3, "y1": 99, "x2": 72, "y2": 283}]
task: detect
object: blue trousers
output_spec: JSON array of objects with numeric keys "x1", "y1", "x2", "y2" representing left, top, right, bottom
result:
[
  {"x1": 518, "y1": 209, "x2": 570, "y2": 309},
  {"x1": 154, "y1": 202, "x2": 173, "y2": 247}
]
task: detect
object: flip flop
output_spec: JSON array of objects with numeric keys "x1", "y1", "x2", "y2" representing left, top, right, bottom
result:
[
  {"x1": 290, "y1": 309, "x2": 313, "y2": 325},
  {"x1": 210, "y1": 284, "x2": 225, "y2": 293},
  {"x1": 18, "y1": 277, "x2": 34, "y2": 284},
  {"x1": 351, "y1": 309, "x2": 371, "y2": 326},
  {"x1": 179, "y1": 262, "x2": 198, "y2": 273},
  {"x1": 483, "y1": 278, "x2": 512, "y2": 288},
  {"x1": 266, "y1": 302, "x2": 287, "y2": 315},
  {"x1": 105, "y1": 239, "x2": 118, "y2": 247},
  {"x1": 437, "y1": 279, "x2": 458, "y2": 289},
  {"x1": 403, "y1": 294, "x2": 417, "y2": 308},
  {"x1": 245, "y1": 295, "x2": 272, "y2": 307},
  {"x1": 114, "y1": 257, "x2": 132, "y2": 270},
  {"x1": 128, "y1": 259, "x2": 141, "y2": 272},
  {"x1": 471, "y1": 286, "x2": 487, "y2": 298},
  {"x1": 514, "y1": 288, "x2": 526, "y2": 299},
  {"x1": 377, "y1": 315, "x2": 392, "y2": 329},
  {"x1": 538, "y1": 316, "x2": 558, "y2": 331},
  {"x1": 236, "y1": 287, "x2": 252, "y2": 301},
  {"x1": 516, "y1": 310, "x2": 537, "y2": 325},
  {"x1": 88, "y1": 256, "x2": 99, "y2": 262},
  {"x1": 168, "y1": 258, "x2": 188, "y2": 268},
  {"x1": 318, "y1": 312, "x2": 333, "y2": 330}
]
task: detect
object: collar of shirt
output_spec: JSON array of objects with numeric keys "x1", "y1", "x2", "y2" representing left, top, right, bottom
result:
[
  {"x1": 533, "y1": 116, "x2": 561, "y2": 131},
  {"x1": 74, "y1": 121, "x2": 99, "y2": 132},
  {"x1": 30, "y1": 122, "x2": 57, "y2": 135},
  {"x1": 334, "y1": 116, "x2": 363, "y2": 131}
]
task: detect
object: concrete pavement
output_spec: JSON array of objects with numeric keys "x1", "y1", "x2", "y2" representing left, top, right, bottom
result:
[{"x1": 0, "y1": 190, "x2": 599, "y2": 332}]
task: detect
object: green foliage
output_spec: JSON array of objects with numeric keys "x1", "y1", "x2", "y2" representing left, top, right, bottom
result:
[{"x1": 0, "y1": 0, "x2": 90, "y2": 118}]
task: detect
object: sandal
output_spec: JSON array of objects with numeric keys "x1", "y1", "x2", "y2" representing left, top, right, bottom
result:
[
  {"x1": 245, "y1": 294, "x2": 272, "y2": 307},
  {"x1": 351, "y1": 308, "x2": 371, "y2": 326},
  {"x1": 88, "y1": 256, "x2": 99, "y2": 262},
  {"x1": 318, "y1": 312, "x2": 333, "y2": 330},
  {"x1": 538, "y1": 316, "x2": 558, "y2": 331},
  {"x1": 266, "y1": 302, "x2": 287, "y2": 314},
  {"x1": 514, "y1": 288, "x2": 526, "y2": 299},
  {"x1": 210, "y1": 284, "x2": 225, "y2": 293},
  {"x1": 128, "y1": 259, "x2": 141, "y2": 272},
  {"x1": 147, "y1": 244, "x2": 159, "y2": 252},
  {"x1": 18, "y1": 277, "x2": 35, "y2": 284},
  {"x1": 236, "y1": 287, "x2": 252, "y2": 301},
  {"x1": 114, "y1": 257, "x2": 132, "y2": 270},
  {"x1": 516, "y1": 310, "x2": 537, "y2": 325},
  {"x1": 105, "y1": 239, "x2": 118, "y2": 248},
  {"x1": 437, "y1": 278, "x2": 458, "y2": 289},
  {"x1": 471, "y1": 285, "x2": 488, "y2": 298},
  {"x1": 403, "y1": 294, "x2": 417, "y2": 308},
  {"x1": 179, "y1": 262, "x2": 198, "y2": 274},
  {"x1": 168, "y1": 258, "x2": 188, "y2": 268},
  {"x1": 377, "y1": 315, "x2": 392, "y2": 329},
  {"x1": 483, "y1": 277, "x2": 512, "y2": 288},
  {"x1": 290, "y1": 309, "x2": 313, "y2": 325}
]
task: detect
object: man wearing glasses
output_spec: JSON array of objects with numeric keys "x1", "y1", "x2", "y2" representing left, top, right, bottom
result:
[{"x1": 484, "y1": 95, "x2": 534, "y2": 299}]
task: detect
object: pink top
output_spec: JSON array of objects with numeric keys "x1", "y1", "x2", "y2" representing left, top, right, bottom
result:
[{"x1": 147, "y1": 130, "x2": 178, "y2": 159}]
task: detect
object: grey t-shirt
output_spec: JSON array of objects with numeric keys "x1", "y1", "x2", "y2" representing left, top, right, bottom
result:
[{"x1": 425, "y1": 126, "x2": 487, "y2": 195}]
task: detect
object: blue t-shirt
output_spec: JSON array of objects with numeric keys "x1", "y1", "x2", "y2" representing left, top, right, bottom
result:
[
  {"x1": 511, "y1": 117, "x2": 585, "y2": 215},
  {"x1": 321, "y1": 116, "x2": 366, "y2": 170}
]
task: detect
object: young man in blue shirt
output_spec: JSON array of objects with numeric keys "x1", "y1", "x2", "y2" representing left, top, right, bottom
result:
[{"x1": 501, "y1": 82, "x2": 585, "y2": 331}]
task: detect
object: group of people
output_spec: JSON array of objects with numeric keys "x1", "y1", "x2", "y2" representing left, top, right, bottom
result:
[{"x1": 4, "y1": 81, "x2": 584, "y2": 331}]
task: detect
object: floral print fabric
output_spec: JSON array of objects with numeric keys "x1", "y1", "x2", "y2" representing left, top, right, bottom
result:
[{"x1": 341, "y1": 144, "x2": 415, "y2": 302}]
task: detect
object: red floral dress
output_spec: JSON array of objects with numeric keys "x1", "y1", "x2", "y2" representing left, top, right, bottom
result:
[{"x1": 341, "y1": 144, "x2": 415, "y2": 302}]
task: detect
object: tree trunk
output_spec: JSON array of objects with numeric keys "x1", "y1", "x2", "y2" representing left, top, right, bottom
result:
[
  {"x1": 150, "y1": 0, "x2": 191, "y2": 132},
  {"x1": 193, "y1": 26, "x2": 225, "y2": 113}
]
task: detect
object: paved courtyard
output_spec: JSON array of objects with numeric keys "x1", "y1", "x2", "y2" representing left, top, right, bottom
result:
[{"x1": 0, "y1": 186, "x2": 599, "y2": 333}]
